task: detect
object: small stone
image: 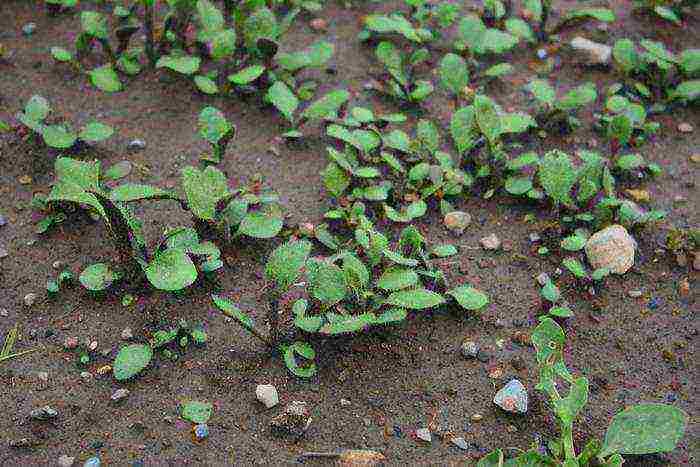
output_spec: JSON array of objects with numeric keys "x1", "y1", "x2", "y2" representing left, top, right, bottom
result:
[
  {"x1": 536, "y1": 272, "x2": 551, "y2": 286},
  {"x1": 83, "y1": 457, "x2": 101, "y2": 467},
  {"x1": 628, "y1": 290, "x2": 643, "y2": 298},
  {"x1": 678, "y1": 122, "x2": 693, "y2": 133},
  {"x1": 415, "y1": 428, "x2": 431, "y2": 442},
  {"x1": 127, "y1": 139, "x2": 146, "y2": 151},
  {"x1": 0, "y1": 308, "x2": 8, "y2": 317},
  {"x1": 9, "y1": 437, "x2": 37, "y2": 448},
  {"x1": 443, "y1": 211, "x2": 471, "y2": 235},
  {"x1": 64, "y1": 337, "x2": 78, "y2": 349},
  {"x1": 0, "y1": 214, "x2": 6, "y2": 227},
  {"x1": 194, "y1": 423, "x2": 209, "y2": 441},
  {"x1": 88, "y1": 340, "x2": 98, "y2": 351},
  {"x1": 678, "y1": 278, "x2": 690, "y2": 296},
  {"x1": 52, "y1": 260, "x2": 63, "y2": 270},
  {"x1": 494, "y1": 379, "x2": 528, "y2": 413},
  {"x1": 121, "y1": 328, "x2": 133, "y2": 340},
  {"x1": 37, "y1": 371, "x2": 49, "y2": 382},
  {"x1": 340, "y1": 398, "x2": 351, "y2": 407},
  {"x1": 22, "y1": 22, "x2": 36, "y2": 36},
  {"x1": 625, "y1": 189, "x2": 650, "y2": 203},
  {"x1": 298, "y1": 222, "x2": 315, "y2": 236},
  {"x1": 256, "y1": 384, "x2": 279, "y2": 409},
  {"x1": 471, "y1": 413, "x2": 483, "y2": 422},
  {"x1": 30, "y1": 405, "x2": 58, "y2": 421},
  {"x1": 476, "y1": 350, "x2": 491, "y2": 363},
  {"x1": 309, "y1": 18, "x2": 328, "y2": 32},
  {"x1": 270, "y1": 401, "x2": 312, "y2": 438},
  {"x1": 58, "y1": 455, "x2": 75, "y2": 467},
  {"x1": 111, "y1": 388, "x2": 130, "y2": 402},
  {"x1": 570, "y1": 36, "x2": 612, "y2": 66},
  {"x1": 536, "y1": 48, "x2": 547, "y2": 60},
  {"x1": 510, "y1": 356, "x2": 526, "y2": 371},
  {"x1": 585, "y1": 225, "x2": 636, "y2": 275},
  {"x1": 461, "y1": 340, "x2": 479, "y2": 359},
  {"x1": 0, "y1": 246, "x2": 8, "y2": 259},
  {"x1": 451, "y1": 437, "x2": 469, "y2": 451},
  {"x1": 480, "y1": 233, "x2": 501, "y2": 250},
  {"x1": 24, "y1": 293, "x2": 38, "y2": 307},
  {"x1": 19, "y1": 175, "x2": 32, "y2": 185},
  {"x1": 691, "y1": 154, "x2": 700, "y2": 163},
  {"x1": 80, "y1": 371, "x2": 92, "y2": 382}
]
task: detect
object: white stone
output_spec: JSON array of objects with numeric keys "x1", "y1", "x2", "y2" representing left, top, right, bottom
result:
[
  {"x1": 256, "y1": 384, "x2": 279, "y2": 409},
  {"x1": 585, "y1": 225, "x2": 635, "y2": 274},
  {"x1": 570, "y1": 36, "x2": 612, "y2": 66}
]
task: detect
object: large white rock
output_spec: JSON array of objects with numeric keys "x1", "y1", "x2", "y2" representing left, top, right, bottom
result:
[
  {"x1": 570, "y1": 36, "x2": 612, "y2": 66},
  {"x1": 585, "y1": 224, "x2": 636, "y2": 274},
  {"x1": 256, "y1": 384, "x2": 279, "y2": 409}
]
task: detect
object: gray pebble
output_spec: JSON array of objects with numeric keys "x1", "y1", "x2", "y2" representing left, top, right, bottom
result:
[
  {"x1": 536, "y1": 272, "x2": 551, "y2": 286},
  {"x1": 0, "y1": 246, "x2": 8, "y2": 259},
  {"x1": 22, "y1": 23, "x2": 36, "y2": 36},
  {"x1": 57, "y1": 455, "x2": 75, "y2": 467},
  {"x1": 111, "y1": 388, "x2": 130, "y2": 402},
  {"x1": 461, "y1": 340, "x2": 480, "y2": 359},
  {"x1": 415, "y1": 428, "x2": 432, "y2": 442},
  {"x1": 476, "y1": 350, "x2": 491, "y2": 363},
  {"x1": 24, "y1": 293, "x2": 38, "y2": 307},
  {"x1": 30, "y1": 406, "x2": 58, "y2": 420},
  {"x1": 127, "y1": 139, "x2": 146, "y2": 151}
]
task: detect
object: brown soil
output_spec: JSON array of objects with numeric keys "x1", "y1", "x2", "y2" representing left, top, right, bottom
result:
[{"x1": 0, "y1": 1, "x2": 697, "y2": 466}]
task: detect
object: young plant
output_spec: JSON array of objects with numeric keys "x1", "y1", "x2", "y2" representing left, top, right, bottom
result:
[
  {"x1": 526, "y1": 79, "x2": 598, "y2": 133},
  {"x1": 197, "y1": 106, "x2": 236, "y2": 164},
  {"x1": 45, "y1": 0, "x2": 77, "y2": 15},
  {"x1": 594, "y1": 93, "x2": 660, "y2": 152},
  {"x1": 373, "y1": 41, "x2": 434, "y2": 105},
  {"x1": 360, "y1": 0, "x2": 460, "y2": 44},
  {"x1": 15, "y1": 95, "x2": 114, "y2": 151},
  {"x1": 478, "y1": 317, "x2": 688, "y2": 466},
  {"x1": 266, "y1": 85, "x2": 350, "y2": 138},
  {"x1": 632, "y1": 0, "x2": 699, "y2": 25},
  {"x1": 518, "y1": 0, "x2": 615, "y2": 42}
]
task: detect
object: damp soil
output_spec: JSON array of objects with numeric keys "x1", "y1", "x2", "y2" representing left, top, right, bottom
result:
[{"x1": 0, "y1": 1, "x2": 697, "y2": 465}]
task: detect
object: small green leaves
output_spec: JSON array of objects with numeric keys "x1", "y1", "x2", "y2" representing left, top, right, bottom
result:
[
  {"x1": 281, "y1": 341, "x2": 317, "y2": 378},
  {"x1": 212, "y1": 294, "x2": 255, "y2": 331},
  {"x1": 88, "y1": 65, "x2": 122, "y2": 92},
  {"x1": 227, "y1": 65, "x2": 265, "y2": 85},
  {"x1": 528, "y1": 79, "x2": 556, "y2": 107},
  {"x1": 113, "y1": 344, "x2": 153, "y2": 380},
  {"x1": 439, "y1": 53, "x2": 469, "y2": 95},
  {"x1": 267, "y1": 81, "x2": 298, "y2": 123},
  {"x1": 504, "y1": 176, "x2": 533, "y2": 196},
  {"x1": 237, "y1": 211, "x2": 283, "y2": 239},
  {"x1": 450, "y1": 106, "x2": 477, "y2": 154},
  {"x1": 156, "y1": 54, "x2": 201, "y2": 75},
  {"x1": 43, "y1": 125, "x2": 77, "y2": 149},
  {"x1": 448, "y1": 285, "x2": 489, "y2": 311},
  {"x1": 561, "y1": 234, "x2": 586, "y2": 251},
  {"x1": 265, "y1": 239, "x2": 312, "y2": 292},
  {"x1": 600, "y1": 404, "x2": 688, "y2": 458},
  {"x1": 79, "y1": 122, "x2": 113, "y2": 143},
  {"x1": 557, "y1": 82, "x2": 597, "y2": 111},
  {"x1": 377, "y1": 268, "x2": 419, "y2": 291},
  {"x1": 110, "y1": 184, "x2": 171, "y2": 202},
  {"x1": 181, "y1": 166, "x2": 229, "y2": 221},
  {"x1": 145, "y1": 248, "x2": 198, "y2": 291},
  {"x1": 194, "y1": 75, "x2": 218, "y2": 94},
  {"x1": 243, "y1": 7, "x2": 278, "y2": 48},
  {"x1": 50, "y1": 46, "x2": 73, "y2": 62},
  {"x1": 541, "y1": 279, "x2": 561, "y2": 303},
  {"x1": 198, "y1": 107, "x2": 233, "y2": 146},
  {"x1": 302, "y1": 89, "x2": 350, "y2": 121},
  {"x1": 538, "y1": 150, "x2": 577, "y2": 207},
  {"x1": 79, "y1": 263, "x2": 120, "y2": 291},
  {"x1": 180, "y1": 400, "x2": 213, "y2": 424},
  {"x1": 385, "y1": 288, "x2": 445, "y2": 310},
  {"x1": 81, "y1": 11, "x2": 108, "y2": 39},
  {"x1": 210, "y1": 29, "x2": 236, "y2": 60},
  {"x1": 306, "y1": 258, "x2": 347, "y2": 306}
]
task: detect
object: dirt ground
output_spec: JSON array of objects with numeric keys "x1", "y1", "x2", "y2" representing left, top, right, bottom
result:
[{"x1": 0, "y1": 1, "x2": 697, "y2": 465}]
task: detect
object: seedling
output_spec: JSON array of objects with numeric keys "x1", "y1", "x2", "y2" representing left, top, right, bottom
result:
[
  {"x1": 595, "y1": 93, "x2": 660, "y2": 152},
  {"x1": 266, "y1": 85, "x2": 350, "y2": 138},
  {"x1": 197, "y1": 106, "x2": 236, "y2": 164},
  {"x1": 360, "y1": 0, "x2": 460, "y2": 44},
  {"x1": 15, "y1": 95, "x2": 114, "y2": 150},
  {"x1": 45, "y1": 0, "x2": 77, "y2": 15},
  {"x1": 526, "y1": 79, "x2": 597, "y2": 134},
  {"x1": 372, "y1": 41, "x2": 434, "y2": 105},
  {"x1": 46, "y1": 269, "x2": 74, "y2": 296},
  {"x1": 632, "y1": 0, "x2": 699, "y2": 25},
  {"x1": 477, "y1": 317, "x2": 688, "y2": 465}
]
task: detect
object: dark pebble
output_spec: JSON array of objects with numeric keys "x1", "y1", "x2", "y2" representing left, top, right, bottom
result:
[
  {"x1": 90, "y1": 441, "x2": 104, "y2": 449},
  {"x1": 44, "y1": 329, "x2": 55, "y2": 338},
  {"x1": 476, "y1": 350, "x2": 491, "y2": 363},
  {"x1": 648, "y1": 297, "x2": 660, "y2": 310},
  {"x1": 393, "y1": 425, "x2": 402, "y2": 437}
]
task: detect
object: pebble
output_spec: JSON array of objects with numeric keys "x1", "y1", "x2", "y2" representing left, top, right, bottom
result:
[
  {"x1": 52, "y1": 260, "x2": 63, "y2": 270},
  {"x1": 415, "y1": 428, "x2": 432, "y2": 442},
  {"x1": 570, "y1": 36, "x2": 612, "y2": 66},
  {"x1": 471, "y1": 413, "x2": 483, "y2": 422},
  {"x1": 30, "y1": 405, "x2": 58, "y2": 421},
  {"x1": 57, "y1": 455, "x2": 75, "y2": 467},
  {"x1": 476, "y1": 349, "x2": 491, "y2": 363},
  {"x1": 80, "y1": 371, "x2": 92, "y2": 382},
  {"x1": 494, "y1": 379, "x2": 528, "y2": 413},
  {"x1": 309, "y1": 18, "x2": 328, "y2": 32},
  {"x1": 37, "y1": 371, "x2": 49, "y2": 382},
  {"x1": 64, "y1": 337, "x2": 79, "y2": 350},
  {"x1": 461, "y1": 340, "x2": 479, "y2": 359},
  {"x1": 194, "y1": 423, "x2": 209, "y2": 441},
  {"x1": 536, "y1": 48, "x2": 547, "y2": 60},
  {"x1": 111, "y1": 388, "x2": 130, "y2": 402},
  {"x1": 451, "y1": 437, "x2": 469, "y2": 450},
  {"x1": 678, "y1": 122, "x2": 693, "y2": 133},
  {"x1": 443, "y1": 211, "x2": 471, "y2": 235},
  {"x1": 0, "y1": 246, "x2": 8, "y2": 259},
  {"x1": 0, "y1": 308, "x2": 8, "y2": 317},
  {"x1": 480, "y1": 233, "x2": 501, "y2": 251},
  {"x1": 270, "y1": 401, "x2": 312, "y2": 437},
  {"x1": 88, "y1": 340, "x2": 98, "y2": 351},
  {"x1": 18, "y1": 175, "x2": 32, "y2": 185},
  {"x1": 340, "y1": 398, "x2": 351, "y2": 407},
  {"x1": 628, "y1": 290, "x2": 643, "y2": 298},
  {"x1": 121, "y1": 328, "x2": 133, "y2": 340},
  {"x1": 22, "y1": 22, "x2": 36, "y2": 36},
  {"x1": 24, "y1": 293, "x2": 38, "y2": 307},
  {"x1": 536, "y1": 272, "x2": 551, "y2": 286},
  {"x1": 83, "y1": 457, "x2": 101, "y2": 467},
  {"x1": 256, "y1": 384, "x2": 279, "y2": 409},
  {"x1": 585, "y1": 225, "x2": 636, "y2": 275},
  {"x1": 0, "y1": 214, "x2": 6, "y2": 227},
  {"x1": 127, "y1": 139, "x2": 146, "y2": 151}
]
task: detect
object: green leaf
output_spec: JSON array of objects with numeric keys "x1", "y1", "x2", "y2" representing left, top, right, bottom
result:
[
  {"x1": 238, "y1": 211, "x2": 283, "y2": 239},
  {"x1": 180, "y1": 400, "x2": 213, "y2": 424},
  {"x1": 194, "y1": 75, "x2": 218, "y2": 94},
  {"x1": 654, "y1": 6, "x2": 681, "y2": 24},
  {"x1": 228, "y1": 64, "x2": 265, "y2": 85},
  {"x1": 500, "y1": 112, "x2": 537, "y2": 134},
  {"x1": 431, "y1": 244, "x2": 458, "y2": 257},
  {"x1": 265, "y1": 239, "x2": 312, "y2": 292},
  {"x1": 448, "y1": 285, "x2": 489, "y2": 311},
  {"x1": 484, "y1": 62, "x2": 514, "y2": 78},
  {"x1": 476, "y1": 449, "x2": 504, "y2": 467},
  {"x1": 322, "y1": 162, "x2": 350, "y2": 198},
  {"x1": 79, "y1": 122, "x2": 113, "y2": 143},
  {"x1": 528, "y1": 79, "x2": 556, "y2": 107},
  {"x1": 103, "y1": 161, "x2": 132, "y2": 181},
  {"x1": 51, "y1": 46, "x2": 73, "y2": 62},
  {"x1": 181, "y1": 166, "x2": 229, "y2": 221},
  {"x1": 198, "y1": 107, "x2": 232, "y2": 145},
  {"x1": 267, "y1": 81, "x2": 298, "y2": 122},
  {"x1": 541, "y1": 279, "x2": 561, "y2": 302},
  {"x1": 54, "y1": 157, "x2": 100, "y2": 191},
  {"x1": 680, "y1": 49, "x2": 700, "y2": 76},
  {"x1": 450, "y1": 106, "x2": 477, "y2": 154},
  {"x1": 302, "y1": 89, "x2": 350, "y2": 121},
  {"x1": 554, "y1": 376, "x2": 588, "y2": 424},
  {"x1": 563, "y1": 257, "x2": 587, "y2": 278},
  {"x1": 505, "y1": 17, "x2": 534, "y2": 43},
  {"x1": 145, "y1": 248, "x2": 198, "y2": 291},
  {"x1": 156, "y1": 54, "x2": 201, "y2": 75},
  {"x1": 613, "y1": 39, "x2": 640, "y2": 74},
  {"x1": 197, "y1": 0, "x2": 224, "y2": 31},
  {"x1": 79, "y1": 263, "x2": 120, "y2": 291},
  {"x1": 42, "y1": 125, "x2": 77, "y2": 149},
  {"x1": 364, "y1": 13, "x2": 421, "y2": 42},
  {"x1": 212, "y1": 294, "x2": 256, "y2": 331},
  {"x1": 558, "y1": 82, "x2": 597, "y2": 111},
  {"x1": 386, "y1": 288, "x2": 445, "y2": 310},
  {"x1": 439, "y1": 53, "x2": 469, "y2": 95},
  {"x1": 457, "y1": 15, "x2": 487, "y2": 53},
  {"x1": 616, "y1": 153, "x2": 645, "y2": 171},
  {"x1": 306, "y1": 258, "x2": 347, "y2": 306},
  {"x1": 281, "y1": 341, "x2": 317, "y2": 378},
  {"x1": 244, "y1": 7, "x2": 278, "y2": 48},
  {"x1": 210, "y1": 29, "x2": 236, "y2": 60},
  {"x1": 416, "y1": 119, "x2": 440, "y2": 154},
  {"x1": 375, "y1": 307, "x2": 407, "y2": 325},
  {"x1": 81, "y1": 11, "x2": 108, "y2": 39},
  {"x1": 88, "y1": 65, "x2": 122, "y2": 92},
  {"x1": 562, "y1": 8, "x2": 615, "y2": 24},
  {"x1": 110, "y1": 183, "x2": 171, "y2": 202},
  {"x1": 24, "y1": 95, "x2": 51, "y2": 123},
  {"x1": 342, "y1": 253, "x2": 369, "y2": 288},
  {"x1": 505, "y1": 176, "x2": 533, "y2": 195},
  {"x1": 538, "y1": 150, "x2": 577, "y2": 206},
  {"x1": 377, "y1": 268, "x2": 419, "y2": 291},
  {"x1": 600, "y1": 404, "x2": 688, "y2": 458},
  {"x1": 319, "y1": 313, "x2": 375, "y2": 335},
  {"x1": 561, "y1": 234, "x2": 586, "y2": 251},
  {"x1": 474, "y1": 95, "x2": 501, "y2": 145},
  {"x1": 549, "y1": 305, "x2": 573, "y2": 318},
  {"x1": 113, "y1": 344, "x2": 152, "y2": 380},
  {"x1": 481, "y1": 29, "x2": 518, "y2": 54},
  {"x1": 672, "y1": 80, "x2": 700, "y2": 101}
]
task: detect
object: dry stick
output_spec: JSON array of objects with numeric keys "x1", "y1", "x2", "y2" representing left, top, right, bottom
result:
[
  {"x1": 144, "y1": 0, "x2": 156, "y2": 67},
  {"x1": 220, "y1": 308, "x2": 270, "y2": 346}
]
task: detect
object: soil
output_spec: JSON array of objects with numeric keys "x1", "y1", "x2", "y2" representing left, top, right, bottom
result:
[{"x1": 0, "y1": 1, "x2": 698, "y2": 466}]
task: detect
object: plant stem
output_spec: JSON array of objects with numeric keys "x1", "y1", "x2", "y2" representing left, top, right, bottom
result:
[
  {"x1": 144, "y1": 1, "x2": 156, "y2": 67},
  {"x1": 221, "y1": 309, "x2": 270, "y2": 345}
]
